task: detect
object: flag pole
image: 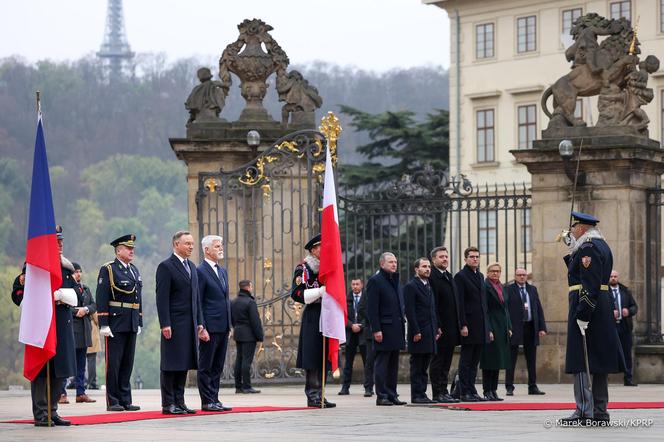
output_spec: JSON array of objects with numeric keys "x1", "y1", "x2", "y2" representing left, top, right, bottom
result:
[{"x1": 321, "y1": 337, "x2": 326, "y2": 408}]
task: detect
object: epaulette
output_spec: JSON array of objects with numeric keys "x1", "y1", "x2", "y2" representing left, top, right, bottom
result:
[
  {"x1": 103, "y1": 261, "x2": 114, "y2": 267},
  {"x1": 579, "y1": 240, "x2": 594, "y2": 249}
]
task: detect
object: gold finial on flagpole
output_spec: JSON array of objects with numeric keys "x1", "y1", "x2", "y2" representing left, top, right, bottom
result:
[
  {"x1": 319, "y1": 111, "x2": 342, "y2": 166},
  {"x1": 36, "y1": 90, "x2": 41, "y2": 114}
]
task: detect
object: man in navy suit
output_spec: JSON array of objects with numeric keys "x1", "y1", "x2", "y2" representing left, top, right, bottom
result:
[
  {"x1": 156, "y1": 231, "x2": 206, "y2": 415},
  {"x1": 505, "y1": 268, "x2": 547, "y2": 396},
  {"x1": 454, "y1": 246, "x2": 491, "y2": 402},
  {"x1": 339, "y1": 278, "x2": 368, "y2": 396},
  {"x1": 196, "y1": 235, "x2": 233, "y2": 411},
  {"x1": 404, "y1": 258, "x2": 441, "y2": 403},
  {"x1": 608, "y1": 270, "x2": 638, "y2": 386},
  {"x1": 367, "y1": 252, "x2": 406, "y2": 406}
]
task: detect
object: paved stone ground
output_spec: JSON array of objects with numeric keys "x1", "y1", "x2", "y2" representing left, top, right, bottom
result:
[{"x1": 0, "y1": 383, "x2": 662, "y2": 441}]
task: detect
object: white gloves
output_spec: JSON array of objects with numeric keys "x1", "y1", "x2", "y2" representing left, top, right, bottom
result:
[
  {"x1": 100, "y1": 326, "x2": 114, "y2": 338},
  {"x1": 54, "y1": 288, "x2": 77, "y2": 307},
  {"x1": 137, "y1": 326, "x2": 142, "y2": 335},
  {"x1": 576, "y1": 319, "x2": 589, "y2": 336},
  {"x1": 304, "y1": 286, "x2": 326, "y2": 304}
]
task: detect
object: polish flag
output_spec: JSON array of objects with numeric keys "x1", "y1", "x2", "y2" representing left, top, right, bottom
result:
[
  {"x1": 18, "y1": 111, "x2": 60, "y2": 381},
  {"x1": 318, "y1": 145, "x2": 347, "y2": 372}
]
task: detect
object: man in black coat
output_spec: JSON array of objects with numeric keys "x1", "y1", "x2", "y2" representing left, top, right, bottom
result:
[
  {"x1": 367, "y1": 252, "x2": 406, "y2": 406},
  {"x1": 339, "y1": 278, "x2": 368, "y2": 395},
  {"x1": 428, "y1": 246, "x2": 462, "y2": 403},
  {"x1": 71, "y1": 262, "x2": 97, "y2": 403},
  {"x1": 96, "y1": 234, "x2": 142, "y2": 412},
  {"x1": 196, "y1": 234, "x2": 233, "y2": 411},
  {"x1": 454, "y1": 246, "x2": 491, "y2": 402},
  {"x1": 357, "y1": 283, "x2": 375, "y2": 397},
  {"x1": 231, "y1": 280, "x2": 264, "y2": 394},
  {"x1": 291, "y1": 234, "x2": 335, "y2": 408},
  {"x1": 608, "y1": 270, "x2": 638, "y2": 386},
  {"x1": 17, "y1": 225, "x2": 77, "y2": 426},
  {"x1": 561, "y1": 212, "x2": 625, "y2": 425},
  {"x1": 505, "y1": 268, "x2": 547, "y2": 396},
  {"x1": 156, "y1": 231, "x2": 206, "y2": 415},
  {"x1": 404, "y1": 258, "x2": 441, "y2": 404}
]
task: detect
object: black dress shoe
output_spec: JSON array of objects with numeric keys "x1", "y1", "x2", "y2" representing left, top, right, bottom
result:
[
  {"x1": 34, "y1": 420, "x2": 50, "y2": 427},
  {"x1": 528, "y1": 386, "x2": 546, "y2": 395},
  {"x1": 411, "y1": 397, "x2": 435, "y2": 404},
  {"x1": 376, "y1": 398, "x2": 394, "y2": 406},
  {"x1": 559, "y1": 415, "x2": 590, "y2": 426},
  {"x1": 51, "y1": 415, "x2": 71, "y2": 426},
  {"x1": 445, "y1": 393, "x2": 460, "y2": 403},
  {"x1": 162, "y1": 405, "x2": 186, "y2": 415},
  {"x1": 491, "y1": 391, "x2": 504, "y2": 401},
  {"x1": 391, "y1": 398, "x2": 407, "y2": 405},
  {"x1": 624, "y1": 380, "x2": 638, "y2": 387},
  {"x1": 202, "y1": 403, "x2": 224, "y2": 412},
  {"x1": 242, "y1": 387, "x2": 261, "y2": 394},
  {"x1": 215, "y1": 402, "x2": 233, "y2": 411},
  {"x1": 364, "y1": 390, "x2": 373, "y2": 397},
  {"x1": 123, "y1": 404, "x2": 140, "y2": 411},
  {"x1": 307, "y1": 400, "x2": 323, "y2": 408},
  {"x1": 178, "y1": 404, "x2": 197, "y2": 414},
  {"x1": 505, "y1": 390, "x2": 514, "y2": 396},
  {"x1": 459, "y1": 394, "x2": 479, "y2": 402},
  {"x1": 107, "y1": 404, "x2": 125, "y2": 412},
  {"x1": 338, "y1": 388, "x2": 349, "y2": 395},
  {"x1": 484, "y1": 392, "x2": 496, "y2": 401},
  {"x1": 323, "y1": 399, "x2": 336, "y2": 408}
]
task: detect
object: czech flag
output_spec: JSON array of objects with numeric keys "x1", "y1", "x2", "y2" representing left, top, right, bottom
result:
[
  {"x1": 318, "y1": 144, "x2": 347, "y2": 372},
  {"x1": 18, "y1": 111, "x2": 60, "y2": 381}
]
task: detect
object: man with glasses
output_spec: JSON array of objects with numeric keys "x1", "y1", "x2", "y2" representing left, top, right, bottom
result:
[
  {"x1": 453, "y1": 247, "x2": 490, "y2": 402},
  {"x1": 505, "y1": 268, "x2": 547, "y2": 396}
]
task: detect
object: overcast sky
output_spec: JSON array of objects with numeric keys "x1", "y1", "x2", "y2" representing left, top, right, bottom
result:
[{"x1": 0, "y1": 0, "x2": 450, "y2": 72}]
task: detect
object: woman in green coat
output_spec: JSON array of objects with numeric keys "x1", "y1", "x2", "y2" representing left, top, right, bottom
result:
[{"x1": 480, "y1": 262, "x2": 512, "y2": 401}]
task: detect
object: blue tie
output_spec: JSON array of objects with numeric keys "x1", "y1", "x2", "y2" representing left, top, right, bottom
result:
[{"x1": 183, "y1": 259, "x2": 191, "y2": 278}]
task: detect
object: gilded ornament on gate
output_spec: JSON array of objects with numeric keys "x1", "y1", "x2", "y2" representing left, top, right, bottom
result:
[
  {"x1": 204, "y1": 178, "x2": 220, "y2": 192},
  {"x1": 319, "y1": 111, "x2": 342, "y2": 165}
]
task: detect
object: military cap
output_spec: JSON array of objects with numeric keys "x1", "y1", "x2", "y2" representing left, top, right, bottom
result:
[
  {"x1": 55, "y1": 225, "x2": 63, "y2": 240},
  {"x1": 72, "y1": 262, "x2": 82, "y2": 271},
  {"x1": 304, "y1": 233, "x2": 321, "y2": 251},
  {"x1": 571, "y1": 211, "x2": 599, "y2": 226},
  {"x1": 110, "y1": 234, "x2": 136, "y2": 248}
]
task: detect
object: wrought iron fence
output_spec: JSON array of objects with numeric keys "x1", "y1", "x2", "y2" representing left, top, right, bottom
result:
[{"x1": 645, "y1": 189, "x2": 664, "y2": 343}]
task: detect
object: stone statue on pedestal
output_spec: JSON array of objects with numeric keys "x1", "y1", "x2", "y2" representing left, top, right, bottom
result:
[
  {"x1": 276, "y1": 69, "x2": 323, "y2": 126},
  {"x1": 542, "y1": 13, "x2": 659, "y2": 135},
  {"x1": 185, "y1": 67, "x2": 228, "y2": 124}
]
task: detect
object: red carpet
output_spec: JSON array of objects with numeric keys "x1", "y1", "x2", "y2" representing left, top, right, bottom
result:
[
  {"x1": 3, "y1": 406, "x2": 311, "y2": 426},
  {"x1": 433, "y1": 401, "x2": 664, "y2": 411}
]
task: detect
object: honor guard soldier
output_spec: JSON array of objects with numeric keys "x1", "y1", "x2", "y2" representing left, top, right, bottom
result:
[
  {"x1": 560, "y1": 212, "x2": 625, "y2": 426},
  {"x1": 96, "y1": 234, "x2": 142, "y2": 412},
  {"x1": 291, "y1": 234, "x2": 336, "y2": 408}
]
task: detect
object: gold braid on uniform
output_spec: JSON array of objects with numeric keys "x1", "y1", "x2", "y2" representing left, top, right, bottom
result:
[
  {"x1": 106, "y1": 263, "x2": 137, "y2": 298},
  {"x1": 579, "y1": 288, "x2": 596, "y2": 309}
]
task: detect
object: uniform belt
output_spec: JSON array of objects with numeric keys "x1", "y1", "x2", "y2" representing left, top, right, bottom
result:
[
  {"x1": 568, "y1": 284, "x2": 609, "y2": 292},
  {"x1": 108, "y1": 301, "x2": 140, "y2": 309}
]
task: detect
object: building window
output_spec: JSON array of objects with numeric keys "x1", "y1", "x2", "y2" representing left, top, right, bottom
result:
[
  {"x1": 574, "y1": 99, "x2": 583, "y2": 120},
  {"x1": 517, "y1": 104, "x2": 537, "y2": 149},
  {"x1": 517, "y1": 15, "x2": 537, "y2": 53},
  {"x1": 479, "y1": 211, "x2": 497, "y2": 255},
  {"x1": 521, "y1": 208, "x2": 532, "y2": 252},
  {"x1": 476, "y1": 23, "x2": 495, "y2": 59},
  {"x1": 476, "y1": 109, "x2": 495, "y2": 162},
  {"x1": 610, "y1": 1, "x2": 630, "y2": 20},
  {"x1": 562, "y1": 8, "x2": 582, "y2": 37}
]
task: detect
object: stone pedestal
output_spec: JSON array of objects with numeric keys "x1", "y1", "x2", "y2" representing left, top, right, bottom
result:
[{"x1": 512, "y1": 128, "x2": 664, "y2": 383}]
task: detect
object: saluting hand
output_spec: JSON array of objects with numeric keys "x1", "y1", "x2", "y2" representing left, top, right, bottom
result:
[{"x1": 162, "y1": 326, "x2": 172, "y2": 340}]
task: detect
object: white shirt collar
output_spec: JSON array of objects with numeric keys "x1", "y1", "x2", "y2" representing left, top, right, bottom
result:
[
  {"x1": 205, "y1": 258, "x2": 218, "y2": 268},
  {"x1": 173, "y1": 252, "x2": 187, "y2": 264}
]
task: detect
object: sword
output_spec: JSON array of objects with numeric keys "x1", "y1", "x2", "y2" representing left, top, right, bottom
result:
[{"x1": 580, "y1": 328, "x2": 591, "y2": 383}]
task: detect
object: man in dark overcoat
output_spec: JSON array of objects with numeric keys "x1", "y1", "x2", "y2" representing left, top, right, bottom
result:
[
  {"x1": 71, "y1": 262, "x2": 96, "y2": 403},
  {"x1": 505, "y1": 268, "x2": 547, "y2": 396},
  {"x1": 156, "y1": 231, "x2": 205, "y2": 415},
  {"x1": 96, "y1": 234, "x2": 142, "y2": 412},
  {"x1": 561, "y1": 212, "x2": 625, "y2": 425},
  {"x1": 357, "y1": 283, "x2": 376, "y2": 397},
  {"x1": 367, "y1": 252, "x2": 406, "y2": 406},
  {"x1": 231, "y1": 280, "x2": 264, "y2": 394},
  {"x1": 608, "y1": 270, "x2": 638, "y2": 386},
  {"x1": 453, "y1": 246, "x2": 491, "y2": 402},
  {"x1": 290, "y1": 234, "x2": 335, "y2": 408},
  {"x1": 17, "y1": 225, "x2": 77, "y2": 426},
  {"x1": 404, "y1": 258, "x2": 440, "y2": 404},
  {"x1": 428, "y1": 246, "x2": 462, "y2": 403},
  {"x1": 196, "y1": 234, "x2": 232, "y2": 412}
]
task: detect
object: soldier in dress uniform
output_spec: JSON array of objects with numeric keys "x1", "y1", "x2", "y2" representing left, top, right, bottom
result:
[
  {"x1": 95, "y1": 234, "x2": 142, "y2": 412},
  {"x1": 560, "y1": 212, "x2": 625, "y2": 426},
  {"x1": 291, "y1": 234, "x2": 336, "y2": 408}
]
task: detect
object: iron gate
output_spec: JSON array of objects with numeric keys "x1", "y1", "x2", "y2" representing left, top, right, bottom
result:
[{"x1": 645, "y1": 189, "x2": 664, "y2": 343}]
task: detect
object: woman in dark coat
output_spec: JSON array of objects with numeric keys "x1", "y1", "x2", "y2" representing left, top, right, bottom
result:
[{"x1": 480, "y1": 262, "x2": 512, "y2": 401}]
